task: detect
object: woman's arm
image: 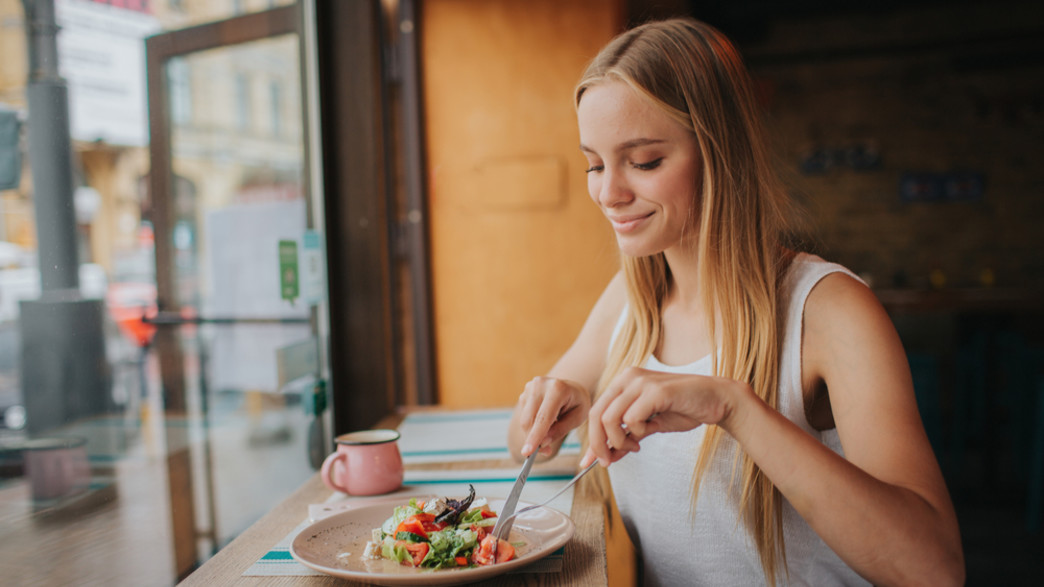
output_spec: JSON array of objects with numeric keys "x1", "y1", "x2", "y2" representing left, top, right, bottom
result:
[
  {"x1": 749, "y1": 271, "x2": 964, "y2": 585},
  {"x1": 584, "y1": 273, "x2": 964, "y2": 586},
  {"x1": 507, "y1": 271, "x2": 628, "y2": 460}
]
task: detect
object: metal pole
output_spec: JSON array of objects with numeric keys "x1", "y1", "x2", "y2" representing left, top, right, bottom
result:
[
  {"x1": 22, "y1": 0, "x2": 79, "y2": 293},
  {"x1": 19, "y1": 0, "x2": 109, "y2": 436}
]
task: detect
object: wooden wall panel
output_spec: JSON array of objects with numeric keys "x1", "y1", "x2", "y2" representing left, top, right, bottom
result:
[
  {"x1": 315, "y1": 0, "x2": 398, "y2": 431},
  {"x1": 422, "y1": 0, "x2": 623, "y2": 407}
]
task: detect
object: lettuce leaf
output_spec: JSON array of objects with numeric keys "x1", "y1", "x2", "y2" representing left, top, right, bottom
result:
[
  {"x1": 380, "y1": 501, "x2": 424, "y2": 536},
  {"x1": 423, "y1": 528, "x2": 478, "y2": 568},
  {"x1": 380, "y1": 537, "x2": 412, "y2": 564}
]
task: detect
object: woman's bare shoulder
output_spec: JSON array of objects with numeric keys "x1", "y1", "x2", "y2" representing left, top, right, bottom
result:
[
  {"x1": 801, "y1": 271, "x2": 905, "y2": 387},
  {"x1": 804, "y1": 271, "x2": 887, "y2": 333}
]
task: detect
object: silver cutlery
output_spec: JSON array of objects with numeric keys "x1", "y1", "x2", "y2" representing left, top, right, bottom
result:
[{"x1": 492, "y1": 460, "x2": 597, "y2": 546}]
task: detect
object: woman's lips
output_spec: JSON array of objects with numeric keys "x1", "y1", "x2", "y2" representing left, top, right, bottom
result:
[{"x1": 608, "y1": 212, "x2": 653, "y2": 233}]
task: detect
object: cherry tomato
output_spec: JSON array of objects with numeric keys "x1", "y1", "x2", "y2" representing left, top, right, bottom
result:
[
  {"x1": 394, "y1": 513, "x2": 446, "y2": 540},
  {"x1": 400, "y1": 541, "x2": 429, "y2": 566},
  {"x1": 470, "y1": 523, "x2": 490, "y2": 540},
  {"x1": 472, "y1": 534, "x2": 515, "y2": 565}
]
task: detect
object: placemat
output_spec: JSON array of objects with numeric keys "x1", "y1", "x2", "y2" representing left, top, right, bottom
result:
[{"x1": 396, "y1": 408, "x2": 581, "y2": 464}]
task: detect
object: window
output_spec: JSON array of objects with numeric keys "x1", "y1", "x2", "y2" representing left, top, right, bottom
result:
[
  {"x1": 168, "y1": 57, "x2": 192, "y2": 126},
  {"x1": 270, "y1": 81, "x2": 282, "y2": 137},
  {"x1": 235, "y1": 73, "x2": 251, "y2": 131}
]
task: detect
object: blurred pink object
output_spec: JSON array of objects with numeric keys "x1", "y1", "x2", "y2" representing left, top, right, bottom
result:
[
  {"x1": 23, "y1": 437, "x2": 90, "y2": 501},
  {"x1": 320, "y1": 429, "x2": 403, "y2": 495}
]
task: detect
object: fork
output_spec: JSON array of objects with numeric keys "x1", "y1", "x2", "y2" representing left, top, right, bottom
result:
[{"x1": 492, "y1": 461, "x2": 598, "y2": 543}]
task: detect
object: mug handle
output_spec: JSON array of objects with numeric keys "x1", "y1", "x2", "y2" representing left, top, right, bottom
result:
[{"x1": 320, "y1": 452, "x2": 350, "y2": 493}]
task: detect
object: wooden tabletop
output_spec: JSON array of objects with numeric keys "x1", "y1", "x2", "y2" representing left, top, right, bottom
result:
[{"x1": 177, "y1": 410, "x2": 620, "y2": 586}]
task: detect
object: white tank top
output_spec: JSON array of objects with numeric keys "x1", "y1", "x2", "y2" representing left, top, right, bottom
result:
[{"x1": 607, "y1": 253, "x2": 872, "y2": 586}]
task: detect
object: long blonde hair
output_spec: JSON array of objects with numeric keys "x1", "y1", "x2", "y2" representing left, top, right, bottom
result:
[{"x1": 577, "y1": 18, "x2": 794, "y2": 585}]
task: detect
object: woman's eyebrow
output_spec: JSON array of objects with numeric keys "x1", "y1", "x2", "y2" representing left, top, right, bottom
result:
[{"x1": 579, "y1": 137, "x2": 667, "y2": 154}]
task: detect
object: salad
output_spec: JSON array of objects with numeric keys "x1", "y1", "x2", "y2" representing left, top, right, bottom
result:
[{"x1": 361, "y1": 485, "x2": 518, "y2": 568}]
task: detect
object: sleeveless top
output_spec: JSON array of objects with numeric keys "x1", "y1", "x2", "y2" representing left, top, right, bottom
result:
[{"x1": 607, "y1": 253, "x2": 872, "y2": 586}]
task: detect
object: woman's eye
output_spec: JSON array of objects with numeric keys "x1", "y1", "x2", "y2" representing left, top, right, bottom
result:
[
  {"x1": 632, "y1": 158, "x2": 663, "y2": 171},
  {"x1": 585, "y1": 164, "x2": 604, "y2": 173}
]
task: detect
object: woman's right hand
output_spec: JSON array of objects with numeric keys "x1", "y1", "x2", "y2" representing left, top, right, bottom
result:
[{"x1": 512, "y1": 376, "x2": 591, "y2": 458}]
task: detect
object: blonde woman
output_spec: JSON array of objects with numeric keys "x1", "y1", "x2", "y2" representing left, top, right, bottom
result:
[{"x1": 507, "y1": 17, "x2": 963, "y2": 587}]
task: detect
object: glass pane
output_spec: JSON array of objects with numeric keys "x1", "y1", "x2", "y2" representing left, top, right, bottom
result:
[
  {"x1": 0, "y1": 5, "x2": 319, "y2": 586},
  {"x1": 165, "y1": 32, "x2": 314, "y2": 550}
]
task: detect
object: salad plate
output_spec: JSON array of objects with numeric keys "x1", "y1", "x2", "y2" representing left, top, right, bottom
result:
[{"x1": 290, "y1": 494, "x2": 575, "y2": 586}]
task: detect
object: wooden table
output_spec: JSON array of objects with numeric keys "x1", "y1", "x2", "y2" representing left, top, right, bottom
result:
[{"x1": 178, "y1": 409, "x2": 629, "y2": 586}]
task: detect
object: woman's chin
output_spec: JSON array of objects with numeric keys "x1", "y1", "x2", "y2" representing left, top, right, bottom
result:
[{"x1": 614, "y1": 237, "x2": 662, "y2": 258}]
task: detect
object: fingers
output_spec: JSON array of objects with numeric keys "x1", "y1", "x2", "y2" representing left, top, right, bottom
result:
[
  {"x1": 516, "y1": 379, "x2": 544, "y2": 455},
  {"x1": 518, "y1": 377, "x2": 590, "y2": 457},
  {"x1": 585, "y1": 384, "x2": 616, "y2": 466},
  {"x1": 586, "y1": 367, "x2": 667, "y2": 466},
  {"x1": 587, "y1": 370, "x2": 643, "y2": 465},
  {"x1": 600, "y1": 385, "x2": 642, "y2": 451},
  {"x1": 579, "y1": 448, "x2": 597, "y2": 468},
  {"x1": 583, "y1": 368, "x2": 729, "y2": 467},
  {"x1": 620, "y1": 407, "x2": 661, "y2": 440}
]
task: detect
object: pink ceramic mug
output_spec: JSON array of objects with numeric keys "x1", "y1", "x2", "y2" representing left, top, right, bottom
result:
[{"x1": 320, "y1": 429, "x2": 404, "y2": 495}]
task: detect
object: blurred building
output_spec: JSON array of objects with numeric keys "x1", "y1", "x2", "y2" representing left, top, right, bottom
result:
[{"x1": 0, "y1": 0, "x2": 296, "y2": 310}]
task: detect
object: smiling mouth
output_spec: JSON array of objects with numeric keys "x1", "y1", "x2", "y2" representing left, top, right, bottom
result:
[{"x1": 608, "y1": 212, "x2": 653, "y2": 233}]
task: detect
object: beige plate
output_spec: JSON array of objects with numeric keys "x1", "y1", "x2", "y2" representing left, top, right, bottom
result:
[{"x1": 290, "y1": 495, "x2": 575, "y2": 586}]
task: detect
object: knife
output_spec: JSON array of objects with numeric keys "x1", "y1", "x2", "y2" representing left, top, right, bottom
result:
[{"x1": 491, "y1": 449, "x2": 538, "y2": 553}]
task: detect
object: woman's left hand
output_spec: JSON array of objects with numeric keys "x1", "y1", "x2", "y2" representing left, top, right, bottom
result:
[{"x1": 581, "y1": 366, "x2": 749, "y2": 467}]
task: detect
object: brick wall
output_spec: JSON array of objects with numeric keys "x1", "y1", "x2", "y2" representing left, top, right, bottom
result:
[{"x1": 733, "y1": 1, "x2": 1044, "y2": 289}]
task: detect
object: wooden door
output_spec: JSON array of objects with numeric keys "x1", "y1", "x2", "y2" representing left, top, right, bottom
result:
[{"x1": 422, "y1": 0, "x2": 623, "y2": 407}]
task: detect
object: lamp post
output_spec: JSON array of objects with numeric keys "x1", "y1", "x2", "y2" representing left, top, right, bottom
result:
[{"x1": 19, "y1": 0, "x2": 110, "y2": 435}]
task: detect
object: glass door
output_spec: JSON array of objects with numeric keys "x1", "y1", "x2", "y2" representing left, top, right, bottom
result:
[{"x1": 145, "y1": 4, "x2": 328, "y2": 577}]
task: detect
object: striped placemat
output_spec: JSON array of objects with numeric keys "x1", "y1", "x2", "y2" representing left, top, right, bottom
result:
[{"x1": 396, "y1": 408, "x2": 581, "y2": 464}]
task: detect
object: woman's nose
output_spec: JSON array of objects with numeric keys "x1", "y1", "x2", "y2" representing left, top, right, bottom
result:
[{"x1": 594, "y1": 168, "x2": 633, "y2": 208}]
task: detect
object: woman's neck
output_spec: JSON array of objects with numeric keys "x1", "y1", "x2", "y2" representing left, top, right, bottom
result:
[
  {"x1": 658, "y1": 245, "x2": 717, "y2": 364},
  {"x1": 663, "y1": 245, "x2": 705, "y2": 312}
]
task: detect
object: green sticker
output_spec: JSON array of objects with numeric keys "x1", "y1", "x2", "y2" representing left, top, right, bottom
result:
[{"x1": 279, "y1": 240, "x2": 299, "y2": 302}]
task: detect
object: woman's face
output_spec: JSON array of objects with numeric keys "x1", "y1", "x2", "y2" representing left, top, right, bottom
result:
[{"x1": 577, "y1": 81, "x2": 702, "y2": 258}]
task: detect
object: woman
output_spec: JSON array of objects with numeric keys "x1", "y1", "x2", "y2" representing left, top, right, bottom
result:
[{"x1": 507, "y1": 18, "x2": 963, "y2": 586}]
